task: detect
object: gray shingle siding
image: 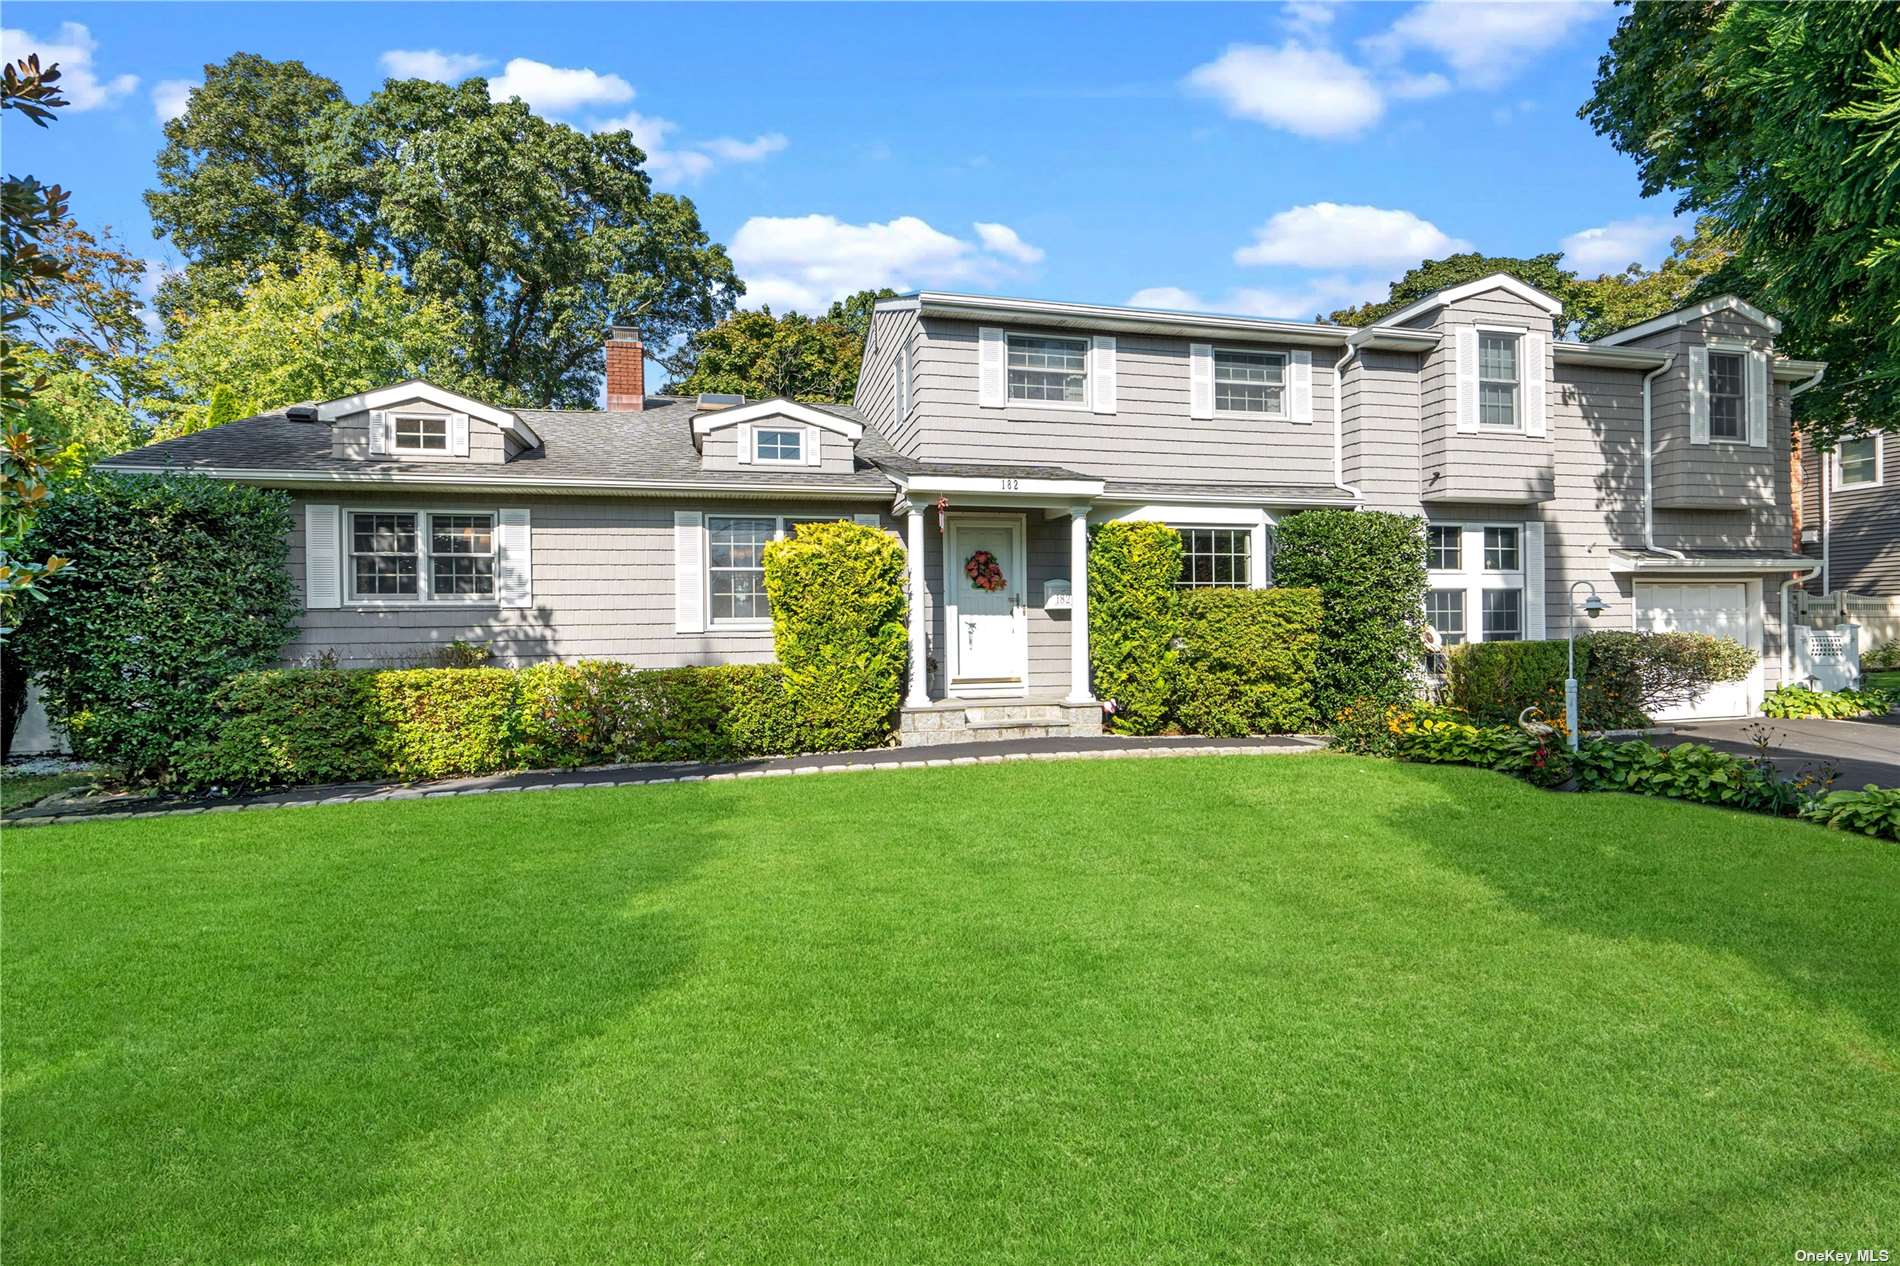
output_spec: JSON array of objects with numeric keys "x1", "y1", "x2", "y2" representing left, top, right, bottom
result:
[{"x1": 1801, "y1": 432, "x2": 1900, "y2": 596}]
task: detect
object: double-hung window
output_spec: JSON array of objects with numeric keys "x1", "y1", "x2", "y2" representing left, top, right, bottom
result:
[
  {"x1": 1213, "y1": 349, "x2": 1286, "y2": 417},
  {"x1": 347, "y1": 510, "x2": 496, "y2": 602},
  {"x1": 1477, "y1": 332, "x2": 1520, "y2": 429},
  {"x1": 1007, "y1": 333, "x2": 1088, "y2": 405},
  {"x1": 753, "y1": 427, "x2": 804, "y2": 464},
  {"x1": 1708, "y1": 351, "x2": 1745, "y2": 441},
  {"x1": 705, "y1": 515, "x2": 853, "y2": 625},
  {"x1": 1178, "y1": 528, "x2": 1251, "y2": 588},
  {"x1": 1837, "y1": 436, "x2": 1881, "y2": 488},
  {"x1": 393, "y1": 415, "x2": 449, "y2": 454}
]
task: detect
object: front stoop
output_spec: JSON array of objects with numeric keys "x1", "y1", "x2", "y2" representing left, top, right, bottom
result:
[{"x1": 899, "y1": 698, "x2": 1105, "y2": 746}]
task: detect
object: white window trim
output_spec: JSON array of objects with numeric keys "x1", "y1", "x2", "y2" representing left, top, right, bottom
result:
[
  {"x1": 751, "y1": 426, "x2": 807, "y2": 466},
  {"x1": 1834, "y1": 433, "x2": 1884, "y2": 489},
  {"x1": 1473, "y1": 324, "x2": 1526, "y2": 434},
  {"x1": 1211, "y1": 345, "x2": 1290, "y2": 421},
  {"x1": 1176, "y1": 524, "x2": 1258, "y2": 589},
  {"x1": 390, "y1": 413, "x2": 451, "y2": 456},
  {"x1": 702, "y1": 513, "x2": 857, "y2": 631},
  {"x1": 1703, "y1": 346, "x2": 1749, "y2": 446},
  {"x1": 1004, "y1": 329, "x2": 1092, "y2": 412},
  {"x1": 1426, "y1": 521, "x2": 1526, "y2": 645},
  {"x1": 344, "y1": 507, "x2": 500, "y2": 607}
]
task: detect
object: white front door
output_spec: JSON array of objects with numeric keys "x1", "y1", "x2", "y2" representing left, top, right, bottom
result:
[
  {"x1": 945, "y1": 516, "x2": 1027, "y2": 696},
  {"x1": 1635, "y1": 580, "x2": 1763, "y2": 721}
]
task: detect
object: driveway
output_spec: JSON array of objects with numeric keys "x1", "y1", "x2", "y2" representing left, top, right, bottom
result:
[{"x1": 1659, "y1": 714, "x2": 1900, "y2": 789}]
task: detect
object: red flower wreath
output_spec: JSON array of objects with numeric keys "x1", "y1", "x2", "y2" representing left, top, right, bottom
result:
[{"x1": 964, "y1": 549, "x2": 1007, "y2": 592}]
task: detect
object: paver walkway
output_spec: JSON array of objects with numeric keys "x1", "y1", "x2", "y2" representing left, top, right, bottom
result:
[{"x1": 4, "y1": 734, "x2": 1327, "y2": 826}]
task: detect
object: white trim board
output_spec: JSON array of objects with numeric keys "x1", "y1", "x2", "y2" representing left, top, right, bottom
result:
[
  {"x1": 1373, "y1": 274, "x2": 1566, "y2": 328},
  {"x1": 690, "y1": 397, "x2": 864, "y2": 441},
  {"x1": 318, "y1": 380, "x2": 538, "y2": 446},
  {"x1": 1592, "y1": 295, "x2": 1783, "y2": 345}
]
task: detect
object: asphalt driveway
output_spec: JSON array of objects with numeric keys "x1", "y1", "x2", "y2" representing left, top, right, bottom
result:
[{"x1": 1660, "y1": 714, "x2": 1900, "y2": 789}]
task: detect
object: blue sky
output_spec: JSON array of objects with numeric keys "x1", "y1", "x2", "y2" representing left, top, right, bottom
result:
[{"x1": 2, "y1": 0, "x2": 1681, "y2": 323}]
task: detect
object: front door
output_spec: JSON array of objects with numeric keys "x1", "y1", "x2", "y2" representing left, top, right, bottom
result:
[{"x1": 946, "y1": 516, "x2": 1027, "y2": 697}]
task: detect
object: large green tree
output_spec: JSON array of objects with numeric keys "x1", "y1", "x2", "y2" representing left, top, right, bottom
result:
[
  {"x1": 1583, "y1": 2, "x2": 1900, "y2": 445},
  {"x1": 1568, "y1": 219, "x2": 1737, "y2": 343},
  {"x1": 668, "y1": 289, "x2": 898, "y2": 403},
  {"x1": 147, "y1": 55, "x2": 741, "y2": 406}
]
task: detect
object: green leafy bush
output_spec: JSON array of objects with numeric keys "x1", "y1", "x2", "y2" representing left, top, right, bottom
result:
[
  {"x1": 1271, "y1": 509, "x2": 1425, "y2": 720},
  {"x1": 1394, "y1": 717, "x2": 1572, "y2": 788},
  {"x1": 174, "y1": 668, "x2": 386, "y2": 791},
  {"x1": 1761, "y1": 685, "x2": 1895, "y2": 720},
  {"x1": 1327, "y1": 697, "x2": 1400, "y2": 756},
  {"x1": 508, "y1": 660, "x2": 637, "y2": 769},
  {"x1": 13, "y1": 473, "x2": 298, "y2": 785},
  {"x1": 1574, "y1": 739, "x2": 1808, "y2": 816},
  {"x1": 1582, "y1": 630, "x2": 1754, "y2": 719},
  {"x1": 763, "y1": 520, "x2": 907, "y2": 752},
  {"x1": 1447, "y1": 639, "x2": 1643, "y2": 731},
  {"x1": 368, "y1": 669, "x2": 519, "y2": 780},
  {"x1": 1800, "y1": 786, "x2": 1900, "y2": 841},
  {"x1": 1864, "y1": 640, "x2": 1900, "y2": 672},
  {"x1": 1173, "y1": 587, "x2": 1322, "y2": 735},
  {"x1": 1088, "y1": 521, "x2": 1183, "y2": 734}
]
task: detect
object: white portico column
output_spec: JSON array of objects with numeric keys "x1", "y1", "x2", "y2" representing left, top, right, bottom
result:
[
  {"x1": 1066, "y1": 505, "x2": 1095, "y2": 704},
  {"x1": 906, "y1": 504, "x2": 930, "y2": 706}
]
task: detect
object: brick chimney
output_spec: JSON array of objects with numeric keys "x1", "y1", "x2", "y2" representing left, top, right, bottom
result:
[{"x1": 606, "y1": 326, "x2": 645, "y2": 411}]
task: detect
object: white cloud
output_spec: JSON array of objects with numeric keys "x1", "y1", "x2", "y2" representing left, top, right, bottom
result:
[
  {"x1": 594, "y1": 111, "x2": 787, "y2": 185},
  {"x1": 1282, "y1": 1, "x2": 1338, "y2": 36},
  {"x1": 488, "y1": 58, "x2": 633, "y2": 113},
  {"x1": 1128, "y1": 275, "x2": 1383, "y2": 322},
  {"x1": 973, "y1": 222, "x2": 1045, "y2": 265},
  {"x1": 1234, "y1": 203, "x2": 1471, "y2": 270},
  {"x1": 732, "y1": 214, "x2": 1040, "y2": 314},
  {"x1": 151, "y1": 78, "x2": 196, "y2": 124},
  {"x1": 379, "y1": 49, "x2": 493, "y2": 82},
  {"x1": 1385, "y1": 70, "x2": 1451, "y2": 100},
  {"x1": 1184, "y1": 42, "x2": 1384, "y2": 140},
  {"x1": 1560, "y1": 216, "x2": 1680, "y2": 275},
  {"x1": 1363, "y1": 0, "x2": 1606, "y2": 89},
  {"x1": 0, "y1": 22, "x2": 137, "y2": 111}
]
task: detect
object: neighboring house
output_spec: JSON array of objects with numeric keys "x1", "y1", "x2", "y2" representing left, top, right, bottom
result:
[
  {"x1": 1799, "y1": 424, "x2": 1898, "y2": 597},
  {"x1": 98, "y1": 276, "x2": 1826, "y2": 736}
]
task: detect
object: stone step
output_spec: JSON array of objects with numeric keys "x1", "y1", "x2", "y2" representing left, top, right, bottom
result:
[{"x1": 964, "y1": 704, "x2": 1069, "y2": 724}]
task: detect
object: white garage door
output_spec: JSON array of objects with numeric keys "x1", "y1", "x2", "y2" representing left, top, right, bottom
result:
[{"x1": 1634, "y1": 581, "x2": 1762, "y2": 721}]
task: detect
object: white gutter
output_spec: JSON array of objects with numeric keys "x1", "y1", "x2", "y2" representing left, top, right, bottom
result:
[
  {"x1": 1640, "y1": 353, "x2": 1685, "y2": 560},
  {"x1": 91, "y1": 464, "x2": 892, "y2": 499},
  {"x1": 1788, "y1": 366, "x2": 1830, "y2": 591}
]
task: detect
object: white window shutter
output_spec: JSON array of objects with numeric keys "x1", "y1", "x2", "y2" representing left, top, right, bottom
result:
[
  {"x1": 1689, "y1": 346, "x2": 1710, "y2": 445},
  {"x1": 1523, "y1": 332, "x2": 1547, "y2": 438},
  {"x1": 736, "y1": 423, "x2": 752, "y2": 464},
  {"x1": 1523, "y1": 520, "x2": 1546, "y2": 639},
  {"x1": 1189, "y1": 343, "x2": 1214, "y2": 420},
  {"x1": 304, "y1": 504, "x2": 342, "y2": 609},
  {"x1": 1746, "y1": 349, "x2": 1769, "y2": 447},
  {"x1": 896, "y1": 347, "x2": 911, "y2": 423},
  {"x1": 367, "y1": 411, "x2": 387, "y2": 455},
  {"x1": 1455, "y1": 328, "x2": 1479, "y2": 434},
  {"x1": 1091, "y1": 335, "x2": 1117, "y2": 414},
  {"x1": 450, "y1": 412, "x2": 469, "y2": 457},
  {"x1": 805, "y1": 424, "x2": 821, "y2": 466},
  {"x1": 1289, "y1": 348, "x2": 1313, "y2": 424},
  {"x1": 674, "y1": 511, "x2": 704, "y2": 633},
  {"x1": 497, "y1": 508, "x2": 532, "y2": 608},
  {"x1": 978, "y1": 327, "x2": 1007, "y2": 408}
]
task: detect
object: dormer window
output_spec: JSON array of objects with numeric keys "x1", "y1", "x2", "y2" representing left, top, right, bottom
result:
[
  {"x1": 753, "y1": 427, "x2": 804, "y2": 464},
  {"x1": 1478, "y1": 332, "x2": 1520, "y2": 429},
  {"x1": 1708, "y1": 351, "x2": 1745, "y2": 441},
  {"x1": 393, "y1": 415, "x2": 449, "y2": 454}
]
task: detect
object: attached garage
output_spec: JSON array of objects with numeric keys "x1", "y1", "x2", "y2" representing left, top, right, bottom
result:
[{"x1": 1634, "y1": 580, "x2": 1764, "y2": 721}]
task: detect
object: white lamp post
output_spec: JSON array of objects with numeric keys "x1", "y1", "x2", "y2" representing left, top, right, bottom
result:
[{"x1": 1567, "y1": 581, "x2": 1608, "y2": 751}]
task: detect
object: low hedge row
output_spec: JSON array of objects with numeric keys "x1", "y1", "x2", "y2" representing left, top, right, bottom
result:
[
  {"x1": 177, "y1": 662, "x2": 827, "y2": 792},
  {"x1": 1446, "y1": 631, "x2": 1755, "y2": 730},
  {"x1": 1173, "y1": 587, "x2": 1322, "y2": 737}
]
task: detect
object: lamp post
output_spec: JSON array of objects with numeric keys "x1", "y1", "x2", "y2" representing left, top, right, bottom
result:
[{"x1": 1567, "y1": 580, "x2": 1608, "y2": 751}]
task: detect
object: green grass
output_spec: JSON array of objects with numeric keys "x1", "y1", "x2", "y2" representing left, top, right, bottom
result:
[
  {"x1": 5, "y1": 755, "x2": 1896, "y2": 1263},
  {"x1": 0, "y1": 770, "x2": 91, "y2": 814},
  {"x1": 1868, "y1": 669, "x2": 1900, "y2": 693}
]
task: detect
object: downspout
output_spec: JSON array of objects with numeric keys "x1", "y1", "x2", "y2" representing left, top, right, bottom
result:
[
  {"x1": 1780, "y1": 563, "x2": 1823, "y2": 682},
  {"x1": 1789, "y1": 367, "x2": 1829, "y2": 592},
  {"x1": 1776, "y1": 369, "x2": 1829, "y2": 681},
  {"x1": 1332, "y1": 332, "x2": 1365, "y2": 500},
  {"x1": 1641, "y1": 353, "x2": 1686, "y2": 559}
]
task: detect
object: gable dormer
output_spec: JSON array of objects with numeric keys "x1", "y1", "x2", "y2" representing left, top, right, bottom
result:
[
  {"x1": 691, "y1": 397, "x2": 865, "y2": 475},
  {"x1": 1375, "y1": 274, "x2": 1562, "y2": 505},
  {"x1": 1592, "y1": 296, "x2": 1782, "y2": 510},
  {"x1": 319, "y1": 381, "x2": 541, "y2": 465}
]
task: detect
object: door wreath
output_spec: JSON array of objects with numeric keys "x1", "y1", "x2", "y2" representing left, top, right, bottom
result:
[{"x1": 964, "y1": 549, "x2": 1007, "y2": 592}]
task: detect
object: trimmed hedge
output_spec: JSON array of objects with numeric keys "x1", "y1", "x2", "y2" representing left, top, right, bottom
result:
[
  {"x1": 1088, "y1": 521, "x2": 1182, "y2": 734},
  {"x1": 1447, "y1": 632, "x2": 1756, "y2": 730},
  {"x1": 1271, "y1": 509, "x2": 1426, "y2": 720},
  {"x1": 13, "y1": 473, "x2": 298, "y2": 784},
  {"x1": 1174, "y1": 587, "x2": 1322, "y2": 736},
  {"x1": 179, "y1": 662, "x2": 813, "y2": 792}
]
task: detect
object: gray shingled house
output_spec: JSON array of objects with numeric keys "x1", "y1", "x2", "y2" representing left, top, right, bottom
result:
[{"x1": 98, "y1": 274, "x2": 1826, "y2": 739}]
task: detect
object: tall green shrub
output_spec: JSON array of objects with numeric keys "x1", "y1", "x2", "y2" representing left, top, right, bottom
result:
[
  {"x1": 1272, "y1": 509, "x2": 1426, "y2": 720},
  {"x1": 1174, "y1": 587, "x2": 1322, "y2": 736},
  {"x1": 762, "y1": 520, "x2": 907, "y2": 751},
  {"x1": 13, "y1": 473, "x2": 298, "y2": 784},
  {"x1": 367, "y1": 668, "x2": 519, "y2": 780},
  {"x1": 1088, "y1": 521, "x2": 1182, "y2": 734}
]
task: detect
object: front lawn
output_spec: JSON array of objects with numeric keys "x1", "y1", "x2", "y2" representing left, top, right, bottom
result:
[
  {"x1": 1868, "y1": 669, "x2": 1900, "y2": 693},
  {"x1": 5, "y1": 755, "x2": 1896, "y2": 1263}
]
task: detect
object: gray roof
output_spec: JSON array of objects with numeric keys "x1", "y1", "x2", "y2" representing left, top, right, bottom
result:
[{"x1": 100, "y1": 397, "x2": 901, "y2": 495}]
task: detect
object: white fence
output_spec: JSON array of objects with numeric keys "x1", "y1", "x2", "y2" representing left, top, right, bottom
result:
[{"x1": 1791, "y1": 623, "x2": 1863, "y2": 691}]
